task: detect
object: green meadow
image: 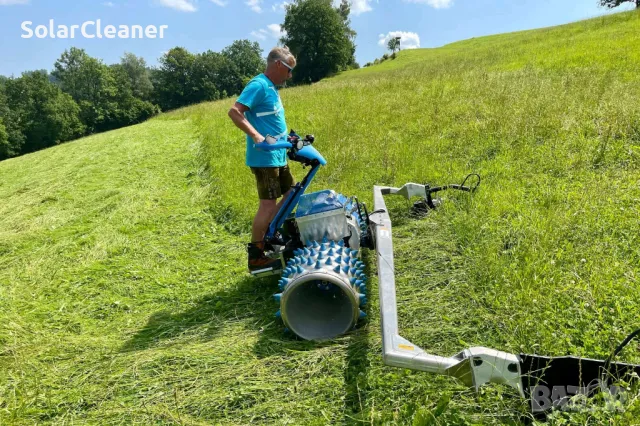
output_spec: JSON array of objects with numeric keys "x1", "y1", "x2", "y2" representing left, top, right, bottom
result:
[{"x1": 2, "y1": 9, "x2": 640, "y2": 425}]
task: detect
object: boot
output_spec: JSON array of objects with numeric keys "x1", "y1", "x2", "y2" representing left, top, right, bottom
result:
[{"x1": 247, "y1": 242, "x2": 281, "y2": 271}]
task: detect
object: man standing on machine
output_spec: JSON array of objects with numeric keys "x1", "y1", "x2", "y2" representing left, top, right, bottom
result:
[{"x1": 227, "y1": 46, "x2": 297, "y2": 271}]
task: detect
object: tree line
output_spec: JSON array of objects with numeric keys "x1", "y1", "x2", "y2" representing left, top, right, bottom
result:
[
  {"x1": 0, "y1": 40, "x2": 267, "y2": 161},
  {"x1": 0, "y1": 0, "x2": 360, "y2": 161}
]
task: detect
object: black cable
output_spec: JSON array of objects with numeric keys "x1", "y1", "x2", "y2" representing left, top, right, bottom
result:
[{"x1": 601, "y1": 328, "x2": 640, "y2": 386}]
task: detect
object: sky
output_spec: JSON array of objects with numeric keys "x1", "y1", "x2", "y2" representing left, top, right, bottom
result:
[{"x1": 0, "y1": 0, "x2": 636, "y2": 77}]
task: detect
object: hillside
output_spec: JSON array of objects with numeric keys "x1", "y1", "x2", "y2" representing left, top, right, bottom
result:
[{"x1": 2, "y1": 9, "x2": 640, "y2": 425}]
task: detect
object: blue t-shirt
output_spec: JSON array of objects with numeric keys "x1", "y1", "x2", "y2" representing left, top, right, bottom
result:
[{"x1": 236, "y1": 74, "x2": 288, "y2": 167}]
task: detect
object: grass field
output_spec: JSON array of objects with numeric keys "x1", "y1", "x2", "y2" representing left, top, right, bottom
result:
[{"x1": 2, "y1": 9, "x2": 640, "y2": 425}]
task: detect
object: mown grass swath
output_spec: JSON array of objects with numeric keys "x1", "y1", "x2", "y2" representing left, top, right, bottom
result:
[{"x1": 1, "y1": 9, "x2": 640, "y2": 425}]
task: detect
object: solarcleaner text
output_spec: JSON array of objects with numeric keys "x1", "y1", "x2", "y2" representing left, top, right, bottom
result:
[{"x1": 21, "y1": 20, "x2": 168, "y2": 39}]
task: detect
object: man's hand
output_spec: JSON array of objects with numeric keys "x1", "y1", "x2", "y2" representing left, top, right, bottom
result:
[{"x1": 228, "y1": 102, "x2": 263, "y2": 142}]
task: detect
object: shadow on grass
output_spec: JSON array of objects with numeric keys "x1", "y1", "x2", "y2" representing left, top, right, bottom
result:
[
  {"x1": 119, "y1": 274, "x2": 281, "y2": 352},
  {"x1": 120, "y1": 257, "x2": 375, "y2": 422}
]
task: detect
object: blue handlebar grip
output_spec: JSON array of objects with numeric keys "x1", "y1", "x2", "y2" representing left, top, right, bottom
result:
[{"x1": 254, "y1": 141, "x2": 292, "y2": 151}]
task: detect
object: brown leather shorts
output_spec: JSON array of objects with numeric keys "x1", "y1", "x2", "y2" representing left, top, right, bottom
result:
[{"x1": 251, "y1": 165, "x2": 295, "y2": 200}]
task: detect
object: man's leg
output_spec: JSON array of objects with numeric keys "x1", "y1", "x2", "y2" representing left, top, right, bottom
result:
[
  {"x1": 251, "y1": 199, "x2": 278, "y2": 244},
  {"x1": 248, "y1": 167, "x2": 284, "y2": 271}
]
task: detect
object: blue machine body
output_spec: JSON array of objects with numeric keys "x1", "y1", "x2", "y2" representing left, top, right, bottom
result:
[
  {"x1": 252, "y1": 132, "x2": 371, "y2": 341},
  {"x1": 254, "y1": 138, "x2": 326, "y2": 241}
]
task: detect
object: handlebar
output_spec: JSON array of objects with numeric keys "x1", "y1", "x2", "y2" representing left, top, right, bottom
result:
[{"x1": 254, "y1": 130, "x2": 315, "y2": 152}]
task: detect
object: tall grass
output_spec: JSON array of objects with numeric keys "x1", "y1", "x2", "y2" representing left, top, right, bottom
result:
[{"x1": 1, "y1": 9, "x2": 640, "y2": 425}]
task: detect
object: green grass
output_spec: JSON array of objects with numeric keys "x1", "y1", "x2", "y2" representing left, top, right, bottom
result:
[{"x1": 2, "y1": 9, "x2": 640, "y2": 425}]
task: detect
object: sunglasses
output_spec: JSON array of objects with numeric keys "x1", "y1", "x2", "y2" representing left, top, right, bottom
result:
[{"x1": 279, "y1": 60, "x2": 294, "y2": 73}]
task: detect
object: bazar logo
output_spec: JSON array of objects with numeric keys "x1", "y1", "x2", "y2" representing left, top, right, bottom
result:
[
  {"x1": 21, "y1": 20, "x2": 168, "y2": 39},
  {"x1": 531, "y1": 381, "x2": 627, "y2": 413}
]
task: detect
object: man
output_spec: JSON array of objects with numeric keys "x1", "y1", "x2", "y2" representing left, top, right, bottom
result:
[{"x1": 227, "y1": 46, "x2": 296, "y2": 271}]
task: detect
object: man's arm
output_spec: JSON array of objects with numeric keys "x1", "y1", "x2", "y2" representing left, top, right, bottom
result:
[{"x1": 228, "y1": 102, "x2": 265, "y2": 143}]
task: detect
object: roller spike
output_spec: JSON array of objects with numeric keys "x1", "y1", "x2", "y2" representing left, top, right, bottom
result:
[
  {"x1": 360, "y1": 297, "x2": 367, "y2": 307},
  {"x1": 313, "y1": 241, "x2": 320, "y2": 248},
  {"x1": 325, "y1": 258, "x2": 333, "y2": 266},
  {"x1": 317, "y1": 252, "x2": 325, "y2": 260},
  {"x1": 310, "y1": 249, "x2": 317, "y2": 256},
  {"x1": 333, "y1": 265, "x2": 341, "y2": 274},
  {"x1": 303, "y1": 247, "x2": 311, "y2": 256},
  {"x1": 273, "y1": 293, "x2": 282, "y2": 302},
  {"x1": 296, "y1": 265, "x2": 304, "y2": 274},
  {"x1": 343, "y1": 256, "x2": 351, "y2": 264},
  {"x1": 358, "y1": 294, "x2": 366, "y2": 302},
  {"x1": 320, "y1": 243, "x2": 327, "y2": 251},
  {"x1": 336, "y1": 247, "x2": 343, "y2": 255},
  {"x1": 275, "y1": 310, "x2": 281, "y2": 319},
  {"x1": 356, "y1": 269, "x2": 364, "y2": 276},
  {"x1": 329, "y1": 240, "x2": 336, "y2": 248},
  {"x1": 338, "y1": 240, "x2": 345, "y2": 246},
  {"x1": 283, "y1": 327, "x2": 290, "y2": 333},
  {"x1": 306, "y1": 240, "x2": 312, "y2": 247},
  {"x1": 350, "y1": 267, "x2": 357, "y2": 275},
  {"x1": 322, "y1": 235, "x2": 328, "y2": 243},
  {"x1": 350, "y1": 258, "x2": 358, "y2": 266},
  {"x1": 342, "y1": 265, "x2": 350, "y2": 273},
  {"x1": 294, "y1": 249, "x2": 302, "y2": 256},
  {"x1": 351, "y1": 250, "x2": 360, "y2": 257},
  {"x1": 327, "y1": 248, "x2": 334, "y2": 256},
  {"x1": 356, "y1": 261, "x2": 364, "y2": 267},
  {"x1": 315, "y1": 260, "x2": 322, "y2": 270},
  {"x1": 355, "y1": 280, "x2": 364, "y2": 287},
  {"x1": 359, "y1": 310, "x2": 366, "y2": 319},
  {"x1": 350, "y1": 277, "x2": 358, "y2": 284},
  {"x1": 335, "y1": 256, "x2": 342, "y2": 263},
  {"x1": 307, "y1": 257, "x2": 314, "y2": 266}
]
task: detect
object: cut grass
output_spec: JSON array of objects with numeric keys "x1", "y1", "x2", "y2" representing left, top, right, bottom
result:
[{"x1": 2, "y1": 8, "x2": 640, "y2": 425}]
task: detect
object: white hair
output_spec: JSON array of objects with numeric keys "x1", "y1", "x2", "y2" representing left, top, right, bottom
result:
[{"x1": 267, "y1": 46, "x2": 295, "y2": 65}]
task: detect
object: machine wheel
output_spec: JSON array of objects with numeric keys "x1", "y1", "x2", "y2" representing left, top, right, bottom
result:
[{"x1": 274, "y1": 239, "x2": 367, "y2": 340}]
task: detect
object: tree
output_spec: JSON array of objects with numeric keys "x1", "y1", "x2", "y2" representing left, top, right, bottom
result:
[
  {"x1": 151, "y1": 47, "x2": 197, "y2": 111},
  {"x1": 115, "y1": 52, "x2": 154, "y2": 100},
  {"x1": 388, "y1": 37, "x2": 400, "y2": 54},
  {"x1": 152, "y1": 47, "x2": 243, "y2": 111},
  {"x1": 222, "y1": 40, "x2": 265, "y2": 94},
  {"x1": 0, "y1": 84, "x2": 25, "y2": 160},
  {"x1": 281, "y1": 0, "x2": 357, "y2": 84},
  {"x1": 4, "y1": 71, "x2": 84, "y2": 154},
  {"x1": 599, "y1": 0, "x2": 639, "y2": 8},
  {"x1": 53, "y1": 48, "x2": 157, "y2": 133},
  {"x1": 52, "y1": 48, "x2": 119, "y2": 132}
]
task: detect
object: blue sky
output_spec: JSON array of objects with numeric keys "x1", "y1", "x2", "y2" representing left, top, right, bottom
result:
[{"x1": 0, "y1": 0, "x2": 635, "y2": 77}]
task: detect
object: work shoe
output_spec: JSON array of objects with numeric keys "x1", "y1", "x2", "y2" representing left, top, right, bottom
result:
[{"x1": 247, "y1": 242, "x2": 281, "y2": 271}]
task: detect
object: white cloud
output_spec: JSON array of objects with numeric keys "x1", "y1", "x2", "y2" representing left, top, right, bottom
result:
[
  {"x1": 266, "y1": 23, "x2": 286, "y2": 39},
  {"x1": 378, "y1": 31, "x2": 421, "y2": 50},
  {"x1": 271, "y1": 0, "x2": 290, "y2": 12},
  {"x1": 403, "y1": 0, "x2": 453, "y2": 9},
  {"x1": 250, "y1": 29, "x2": 267, "y2": 40},
  {"x1": 251, "y1": 24, "x2": 285, "y2": 41},
  {"x1": 330, "y1": 0, "x2": 372, "y2": 16},
  {"x1": 103, "y1": 1, "x2": 114, "y2": 6},
  {"x1": 158, "y1": 0, "x2": 197, "y2": 12},
  {"x1": 210, "y1": 0, "x2": 227, "y2": 5},
  {"x1": 0, "y1": 0, "x2": 29, "y2": 4},
  {"x1": 246, "y1": 0, "x2": 262, "y2": 12},
  {"x1": 350, "y1": 0, "x2": 372, "y2": 15}
]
